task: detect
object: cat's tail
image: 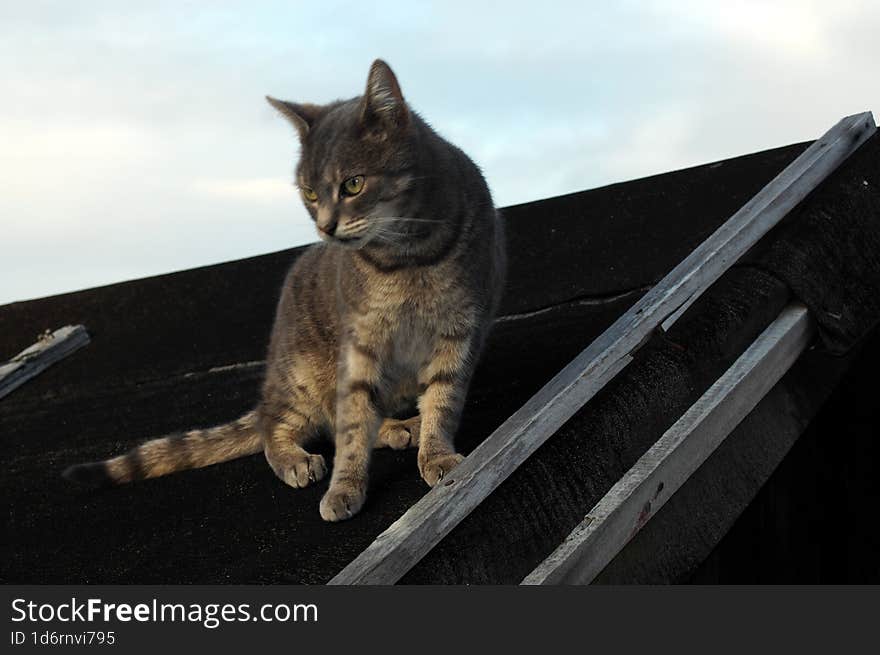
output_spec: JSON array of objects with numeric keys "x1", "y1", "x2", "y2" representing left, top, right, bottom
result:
[{"x1": 61, "y1": 411, "x2": 263, "y2": 487}]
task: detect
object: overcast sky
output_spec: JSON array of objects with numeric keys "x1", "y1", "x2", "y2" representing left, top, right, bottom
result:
[{"x1": 2, "y1": 1, "x2": 878, "y2": 305}]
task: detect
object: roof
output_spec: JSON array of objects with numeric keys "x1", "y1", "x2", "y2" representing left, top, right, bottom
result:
[{"x1": 1, "y1": 132, "x2": 878, "y2": 584}]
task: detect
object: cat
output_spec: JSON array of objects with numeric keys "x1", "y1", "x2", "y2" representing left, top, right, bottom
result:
[{"x1": 63, "y1": 59, "x2": 506, "y2": 522}]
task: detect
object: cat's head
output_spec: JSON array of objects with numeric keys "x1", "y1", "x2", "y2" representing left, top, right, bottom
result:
[{"x1": 267, "y1": 60, "x2": 423, "y2": 248}]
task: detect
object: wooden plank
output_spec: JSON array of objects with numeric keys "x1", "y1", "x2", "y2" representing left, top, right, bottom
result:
[
  {"x1": 522, "y1": 304, "x2": 814, "y2": 584},
  {"x1": 0, "y1": 325, "x2": 90, "y2": 400},
  {"x1": 329, "y1": 113, "x2": 875, "y2": 585}
]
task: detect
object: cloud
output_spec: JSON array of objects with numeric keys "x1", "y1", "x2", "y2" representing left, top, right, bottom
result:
[
  {"x1": 1, "y1": 2, "x2": 879, "y2": 305},
  {"x1": 191, "y1": 177, "x2": 295, "y2": 202}
]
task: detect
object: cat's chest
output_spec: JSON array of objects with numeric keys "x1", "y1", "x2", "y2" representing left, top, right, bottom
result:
[
  {"x1": 364, "y1": 267, "x2": 462, "y2": 319},
  {"x1": 387, "y1": 312, "x2": 435, "y2": 371},
  {"x1": 354, "y1": 269, "x2": 467, "y2": 364},
  {"x1": 364, "y1": 293, "x2": 444, "y2": 361}
]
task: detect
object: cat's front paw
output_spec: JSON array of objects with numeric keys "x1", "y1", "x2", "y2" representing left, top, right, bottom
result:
[
  {"x1": 418, "y1": 452, "x2": 464, "y2": 487},
  {"x1": 377, "y1": 416, "x2": 421, "y2": 450},
  {"x1": 319, "y1": 483, "x2": 366, "y2": 522},
  {"x1": 266, "y1": 451, "x2": 327, "y2": 489}
]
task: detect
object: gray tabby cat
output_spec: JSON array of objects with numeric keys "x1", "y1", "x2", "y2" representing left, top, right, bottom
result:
[{"x1": 63, "y1": 59, "x2": 506, "y2": 522}]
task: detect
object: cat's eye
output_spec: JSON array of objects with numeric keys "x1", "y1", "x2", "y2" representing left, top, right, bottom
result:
[
  {"x1": 341, "y1": 176, "x2": 365, "y2": 196},
  {"x1": 301, "y1": 186, "x2": 318, "y2": 202}
]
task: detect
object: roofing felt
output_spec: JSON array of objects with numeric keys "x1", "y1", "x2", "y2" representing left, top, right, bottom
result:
[
  {"x1": 1, "y1": 134, "x2": 878, "y2": 584},
  {"x1": 406, "y1": 129, "x2": 880, "y2": 584},
  {"x1": 688, "y1": 329, "x2": 880, "y2": 583}
]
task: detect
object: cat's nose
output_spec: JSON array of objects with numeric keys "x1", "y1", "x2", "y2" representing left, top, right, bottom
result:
[
  {"x1": 318, "y1": 220, "x2": 338, "y2": 236},
  {"x1": 316, "y1": 211, "x2": 338, "y2": 236}
]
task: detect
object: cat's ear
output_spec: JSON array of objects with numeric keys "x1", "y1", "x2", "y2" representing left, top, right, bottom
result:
[
  {"x1": 360, "y1": 59, "x2": 409, "y2": 133},
  {"x1": 266, "y1": 96, "x2": 322, "y2": 140}
]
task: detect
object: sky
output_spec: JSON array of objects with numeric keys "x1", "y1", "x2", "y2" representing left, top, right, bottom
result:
[{"x1": 2, "y1": 1, "x2": 879, "y2": 305}]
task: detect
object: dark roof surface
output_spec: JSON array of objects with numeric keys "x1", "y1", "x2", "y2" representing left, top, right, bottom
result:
[
  {"x1": 688, "y1": 330, "x2": 880, "y2": 583},
  {"x1": 2, "y1": 135, "x2": 878, "y2": 584},
  {"x1": 407, "y1": 129, "x2": 880, "y2": 584}
]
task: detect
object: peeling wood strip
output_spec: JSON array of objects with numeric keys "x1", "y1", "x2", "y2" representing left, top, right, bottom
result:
[
  {"x1": 523, "y1": 304, "x2": 814, "y2": 585},
  {"x1": 329, "y1": 113, "x2": 875, "y2": 585},
  {"x1": 0, "y1": 325, "x2": 90, "y2": 400},
  {"x1": 183, "y1": 360, "x2": 266, "y2": 378},
  {"x1": 660, "y1": 289, "x2": 699, "y2": 332}
]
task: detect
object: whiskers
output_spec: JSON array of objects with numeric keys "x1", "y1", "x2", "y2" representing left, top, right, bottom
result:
[
  {"x1": 335, "y1": 215, "x2": 442, "y2": 249},
  {"x1": 366, "y1": 216, "x2": 442, "y2": 248},
  {"x1": 367, "y1": 224, "x2": 409, "y2": 248},
  {"x1": 343, "y1": 217, "x2": 369, "y2": 235},
  {"x1": 374, "y1": 216, "x2": 441, "y2": 224}
]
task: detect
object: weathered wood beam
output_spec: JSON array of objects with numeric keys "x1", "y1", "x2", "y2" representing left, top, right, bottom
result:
[
  {"x1": 329, "y1": 112, "x2": 875, "y2": 585},
  {"x1": 0, "y1": 325, "x2": 90, "y2": 400},
  {"x1": 523, "y1": 304, "x2": 813, "y2": 584}
]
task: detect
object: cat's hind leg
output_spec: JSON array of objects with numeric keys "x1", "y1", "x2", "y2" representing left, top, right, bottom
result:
[
  {"x1": 260, "y1": 402, "x2": 326, "y2": 489},
  {"x1": 375, "y1": 415, "x2": 420, "y2": 450}
]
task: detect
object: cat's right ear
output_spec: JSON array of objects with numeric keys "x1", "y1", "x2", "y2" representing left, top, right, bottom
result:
[
  {"x1": 266, "y1": 96, "x2": 322, "y2": 141},
  {"x1": 360, "y1": 59, "x2": 409, "y2": 135}
]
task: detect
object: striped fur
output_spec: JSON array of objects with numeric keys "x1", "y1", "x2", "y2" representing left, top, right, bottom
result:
[
  {"x1": 63, "y1": 60, "x2": 506, "y2": 522},
  {"x1": 62, "y1": 413, "x2": 261, "y2": 486}
]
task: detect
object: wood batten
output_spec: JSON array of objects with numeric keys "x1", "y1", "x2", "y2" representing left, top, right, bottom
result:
[
  {"x1": 523, "y1": 303, "x2": 814, "y2": 584},
  {"x1": 0, "y1": 325, "x2": 90, "y2": 400}
]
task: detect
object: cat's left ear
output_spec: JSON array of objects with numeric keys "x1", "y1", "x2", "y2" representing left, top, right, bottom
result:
[{"x1": 360, "y1": 59, "x2": 409, "y2": 133}]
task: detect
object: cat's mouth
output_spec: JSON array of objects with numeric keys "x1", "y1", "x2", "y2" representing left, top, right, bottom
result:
[
  {"x1": 321, "y1": 231, "x2": 371, "y2": 249},
  {"x1": 334, "y1": 234, "x2": 364, "y2": 245},
  {"x1": 325, "y1": 218, "x2": 377, "y2": 249}
]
